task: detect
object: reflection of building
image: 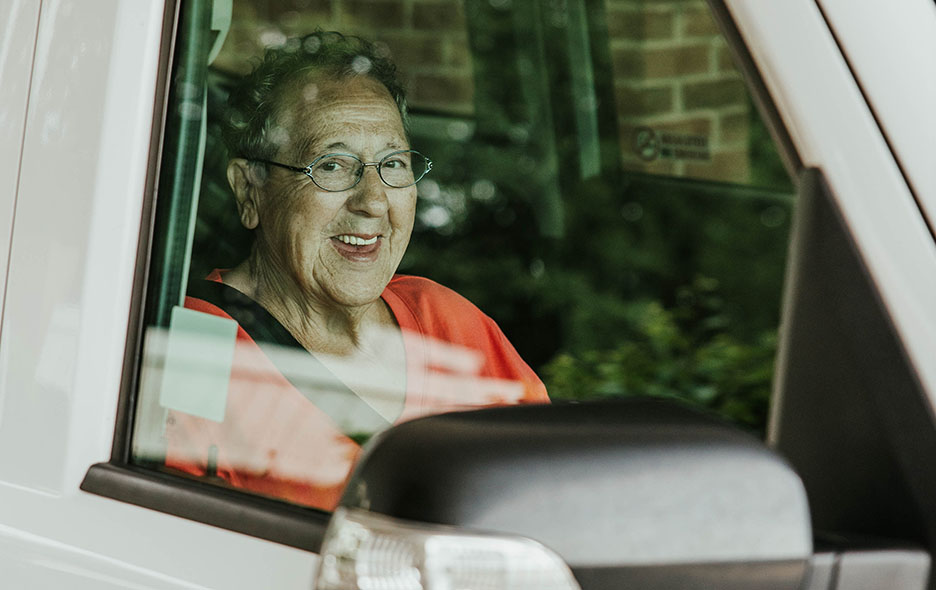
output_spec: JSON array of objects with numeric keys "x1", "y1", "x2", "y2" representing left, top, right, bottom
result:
[
  {"x1": 609, "y1": 0, "x2": 750, "y2": 182},
  {"x1": 214, "y1": 0, "x2": 475, "y2": 115},
  {"x1": 215, "y1": 0, "x2": 749, "y2": 183}
]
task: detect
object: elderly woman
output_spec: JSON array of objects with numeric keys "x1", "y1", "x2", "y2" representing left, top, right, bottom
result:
[{"x1": 165, "y1": 32, "x2": 548, "y2": 510}]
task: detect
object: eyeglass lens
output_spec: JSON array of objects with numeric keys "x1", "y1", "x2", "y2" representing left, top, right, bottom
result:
[{"x1": 309, "y1": 150, "x2": 429, "y2": 191}]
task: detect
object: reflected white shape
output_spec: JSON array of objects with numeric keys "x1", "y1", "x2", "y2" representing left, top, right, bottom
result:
[
  {"x1": 416, "y1": 178, "x2": 441, "y2": 202},
  {"x1": 470, "y1": 179, "x2": 496, "y2": 202},
  {"x1": 419, "y1": 205, "x2": 451, "y2": 228},
  {"x1": 259, "y1": 28, "x2": 286, "y2": 48},
  {"x1": 267, "y1": 125, "x2": 290, "y2": 149},
  {"x1": 351, "y1": 55, "x2": 372, "y2": 74},
  {"x1": 303, "y1": 36, "x2": 322, "y2": 53},
  {"x1": 508, "y1": 125, "x2": 529, "y2": 144},
  {"x1": 441, "y1": 185, "x2": 467, "y2": 216},
  {"x1": 302, "y1": 82, "x2": 319, "y2": 103},
  {"x1": 445, "y1": 120, "x2": 472, "y2": 141}
]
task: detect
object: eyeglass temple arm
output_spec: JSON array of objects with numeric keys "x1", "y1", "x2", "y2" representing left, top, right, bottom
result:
[{"x1": 251, "y1": 159, "x2": 309, "y2": 174}]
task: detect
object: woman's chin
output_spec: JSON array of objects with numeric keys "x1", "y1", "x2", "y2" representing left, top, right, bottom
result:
[
  {"x1": 317, "y1": 274, "x2": 392, "y2": 310},
  {"x1": 312, "y1": 246, "x2": 400, "y2": 309}
]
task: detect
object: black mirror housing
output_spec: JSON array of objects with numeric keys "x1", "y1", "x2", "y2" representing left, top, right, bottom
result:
[{"x1": 339, "y1": 398, "x2": 811, "y2": 589}]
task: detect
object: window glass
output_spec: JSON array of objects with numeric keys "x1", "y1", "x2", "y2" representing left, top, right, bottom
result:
[{"x1": 131, "y1": 0, "x2": 794, "y2": 512}]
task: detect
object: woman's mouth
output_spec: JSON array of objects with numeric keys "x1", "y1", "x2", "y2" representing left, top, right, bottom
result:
[
  {"x1": 335, "y1": 234, "x2": 378, "y2": 246},
  {"x1": 331, "y1": 234, "x2": 382, "y2": 261}
]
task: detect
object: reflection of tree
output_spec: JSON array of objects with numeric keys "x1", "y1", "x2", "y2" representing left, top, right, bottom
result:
[
  {"x1": 402, "y1": 168, "x2": 792, "y2": 436},
  {"x1": 542, "y1": 277, "x2": 777, "y2": 435}
]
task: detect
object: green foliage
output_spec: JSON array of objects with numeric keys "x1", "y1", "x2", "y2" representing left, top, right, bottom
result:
[
  {"x1": 399, "y1": 160, "x2": 791, "y2": 436},
  {"x1": 542, "y1": 276, "x2": 776, "y2": 435}
]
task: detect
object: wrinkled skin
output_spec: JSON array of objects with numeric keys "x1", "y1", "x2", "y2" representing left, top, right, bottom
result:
[{"x1": 225, "y1": 74, "x2": 416, "y2": 355}]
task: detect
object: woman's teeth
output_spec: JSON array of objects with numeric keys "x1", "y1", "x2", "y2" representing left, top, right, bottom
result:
[{"x1": 336, "y1": 235, "x2": 378, "y2": 246}]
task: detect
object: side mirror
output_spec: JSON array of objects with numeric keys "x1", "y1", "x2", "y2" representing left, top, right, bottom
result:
[{"x1": 313, "y1": 399, "x2": 811, "y2": 590}]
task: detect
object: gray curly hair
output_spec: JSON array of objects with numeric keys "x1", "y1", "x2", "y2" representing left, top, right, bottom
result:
[{"x1": 222, "y1": 31, "x2": 408, "y2": 163}]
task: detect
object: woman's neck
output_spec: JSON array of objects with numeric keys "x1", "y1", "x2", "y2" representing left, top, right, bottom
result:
[{"x1": 222, "y1": 254, "x2": 393, "y2": 357}]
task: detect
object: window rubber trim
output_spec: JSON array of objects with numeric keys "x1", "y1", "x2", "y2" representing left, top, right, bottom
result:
[
  {"x1": 82, "y1": 463, "x2": 328, "y2": 552},
  {"x1": 78, "y1": 0, "x2": 331, "y2": 552}
]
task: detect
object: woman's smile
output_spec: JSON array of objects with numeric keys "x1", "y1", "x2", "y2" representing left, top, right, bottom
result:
[{"x1": 330, "y1": 233, "x2": 383, "y2": 262}]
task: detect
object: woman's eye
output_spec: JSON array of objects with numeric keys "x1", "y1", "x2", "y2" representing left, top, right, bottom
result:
[
  {"x1": 383, "y1": 158, "x2": 408, "y2": 170},
  {"x1": 316, "y1": 158, "x2": 347, "y2": 173}
]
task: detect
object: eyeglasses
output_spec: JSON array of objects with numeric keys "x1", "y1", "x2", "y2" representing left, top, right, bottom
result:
[{"x1": 253, "y1": 150, "x2": 432, "y2": 192}]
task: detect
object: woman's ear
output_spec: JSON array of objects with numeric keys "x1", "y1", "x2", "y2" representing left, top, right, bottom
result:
[{"x1": 227, "y1": 158, "x2": 260, "y2": 230}]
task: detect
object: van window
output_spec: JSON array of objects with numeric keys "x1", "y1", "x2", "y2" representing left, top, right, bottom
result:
[{"x1": 129, "y1": 0, "x2": 794, "y2": 513}]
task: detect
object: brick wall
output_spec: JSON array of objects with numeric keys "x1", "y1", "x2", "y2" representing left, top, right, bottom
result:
[
  {"x1": 213, "y1": 0, "x2": 751, "y2": 183},
  {"x1": 606, "y1": 0, "x2": 751, "y2": 182},
  {"x1": 214, "y1": 0, "x2": 474, "y2": 115}
]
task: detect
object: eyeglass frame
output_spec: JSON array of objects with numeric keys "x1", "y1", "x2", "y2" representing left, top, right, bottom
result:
[{"x1": 250, "y1": 149, "x2": 432, "y2": 192}]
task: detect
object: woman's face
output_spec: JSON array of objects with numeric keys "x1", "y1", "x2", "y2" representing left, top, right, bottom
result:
[{"x1": 235, "y1": 75, "x2": 417, "y2": 310}]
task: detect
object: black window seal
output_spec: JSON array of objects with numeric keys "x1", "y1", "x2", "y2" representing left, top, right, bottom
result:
[
  {"x1": 78, "y1": 0, "x2": 331, "y2": 552},
  {"x1": 82, "y1": 463, "x2": 328, "y2": 552}
]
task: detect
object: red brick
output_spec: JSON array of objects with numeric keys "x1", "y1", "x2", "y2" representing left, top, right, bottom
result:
[
  {"x1": 214, "y1": 26, "x2": 262, "y2": 75},
  {"x1": 266, "y1": 0, "x2": 334, "y2": 21},
  {"x1": 607, "y1": 7, "x2": 675, "y2": 41},
  {"x1": 341, "y1": 0, "x2": 407, "y2": 29},
  {"x1": 606, "y1": 9, "x2": 641, "y2": 41},
  {"x1": 411, "y1": 73, "x2": 475, "y2": 108},
  {"x1": 642, "y1": 44, "x2": 710, "y2": 78},
  {"x1": 716, "y1": 43, "x2": 737, "y2": 73},
  {"x1": 612, "y1": 47, "x2": 642, "y2": 77},
  {"x1": 682, "y1": 78, "x2": 746, "y2": 110},
  {"x1": 231, "y1": 0, "x2": 262, "y2": 23},
  {"x1": 719, "y1": 112, "x2": 749, "y2": 144},
  {"x1": 651, "y1": 116, "x2": 713, "y2": 137},
  {"x1": 380, "y1": 34, "x2": 446, "y2": 69},
  {"x1": 643, "y1": 9, "x2": 677, "y2": 39},
  {"x1": 413, "y1": 1, "x2": 465, "y2": 31},
  {"x1": 615, "y1": 84, "x2": 674, "y2": 117},
  {"x1": 682, "y1": 4, "x2": 720, "y2": 37},
  {"x1": 446, "y1": 35, "x2": 472, "y2": 68}
]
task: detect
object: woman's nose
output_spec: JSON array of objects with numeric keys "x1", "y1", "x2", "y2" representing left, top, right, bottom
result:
[{"x1": 346, "y1": 165, "x2": 389, "y2": 216}]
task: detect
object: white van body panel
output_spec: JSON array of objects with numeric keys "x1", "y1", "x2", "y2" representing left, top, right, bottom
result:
[
  {"x1": 0, "y1": 1, "x2": 317, "y2": 588},
  {"x1": 817, "y1": 0, "x2": 936, "y2": 233},
  {"x1": 0, "y1": 1, "x2": 41, "y2": 324},
  {"x1": 0, "y1": 0, "x2": 933, "y2": 587}
]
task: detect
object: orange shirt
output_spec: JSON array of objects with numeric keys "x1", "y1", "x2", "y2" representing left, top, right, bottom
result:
[{"x1": 165, "y1": 274, "x2": 548, "y2": 510}]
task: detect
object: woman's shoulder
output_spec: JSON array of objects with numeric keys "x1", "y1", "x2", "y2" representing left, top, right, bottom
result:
[
  {"x1": 385, "y1": 275, "x2": 548, "y2": 402},
  {"x1": 384, "y1": 274, "x2": 503, "y2": 342},
  {"x1": 386, "y1": 274, "x2": 486, "y2": 318}
]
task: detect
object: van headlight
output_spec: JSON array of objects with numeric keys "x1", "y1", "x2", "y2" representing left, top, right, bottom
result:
[{"x1": 313, "y1": 507, "x2": 582, "y2": 590}]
